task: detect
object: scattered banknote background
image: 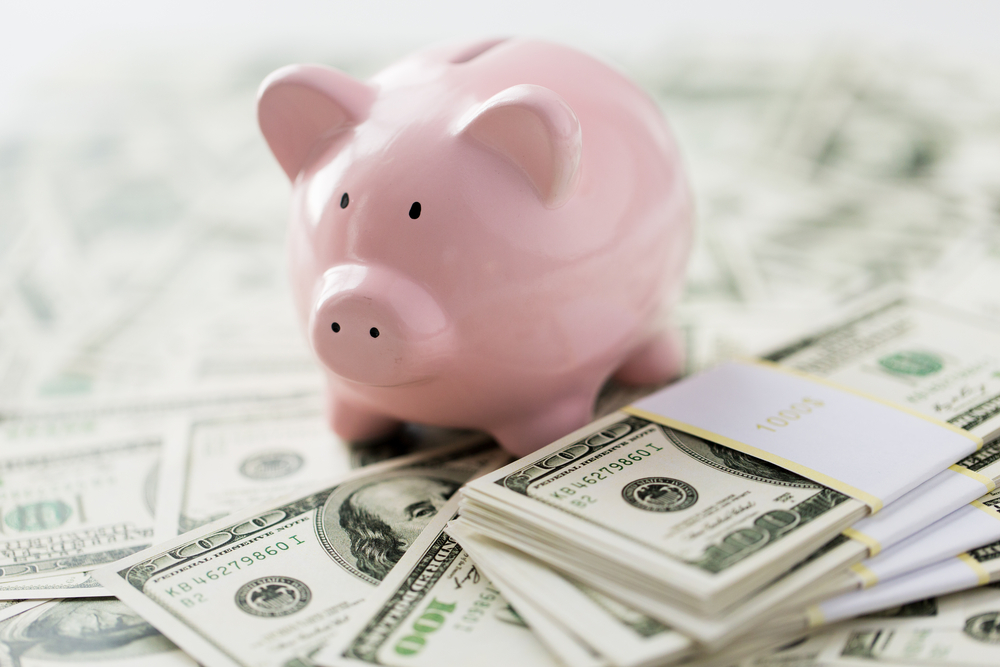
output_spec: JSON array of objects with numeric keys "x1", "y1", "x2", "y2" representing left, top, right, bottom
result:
[{"x1": 2, "y1": 40, "x2": 1000, "y2": 666}]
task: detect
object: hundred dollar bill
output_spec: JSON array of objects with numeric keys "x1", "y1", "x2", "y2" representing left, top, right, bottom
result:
[
  {"x1": 817, "y1": 585, "x2": 1000, "y2": 666},
  {"x1": 457, "y1": 296, "x2": 1000, "y2": 625},
  {"x1": 0, "y1": 602, "x2": 29, "y2": 616},
  {"x1": 837, "y1": 484, "x2": 1000, "y2": 594},
  {"x1": 0, "y1": 429, "x2": 166, "y2": 583},
  {"x1": 452, "y1": 558, "x2": 609, "y2": 667},
  {"x1": 163, "y1": 408, "x2": 452, "y2": 536},
  {"x1": 164, "y1": 409, "x2": 356, "y2": 535},
  {"x1": 760, "y1": 535, "x2": 1000, "y2": 636},
  {"x1": 737, "y1": 632, "x2": 836, "y2": 667},
  {"x1": 0, "y1": 571, "x2": 106, "y2": 600},
  {"x1": 456, "y1": 511, "x2": 864, "y2": 648},
  {"x1": 758, "y1": 432, "x2": 1000, "y2": 619},
  {"x1": 747, "y1": 297, "x2": 1000, "y2": 584},
  {"x1": 764, "y1": 297, "x2": 1000, "y2": 443},
  {"x1": 0, "y1": 597, "x2": 195, "y2": 666},
  {"x1": 758, "y1": 440, "x2": 1000, "y2": 620},
  {"x1": 447, "y1": 519, "x2": 693, "y2": 667},
  {"x1": 459, "y1": 410, "x2": 867, "y2": 614},
  {"x1": 93, "y1": 438, "x2": 505, "y2": 667},
  {"x1": 314, "y1": 496, "x2": 564, "y2": 667}
]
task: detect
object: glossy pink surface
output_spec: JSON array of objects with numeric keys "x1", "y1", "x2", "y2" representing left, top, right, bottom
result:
[{"x1": 258, "y1": 38, "x2": 693, "y2": 455}]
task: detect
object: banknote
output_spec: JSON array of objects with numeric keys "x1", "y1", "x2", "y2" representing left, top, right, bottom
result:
[
  {"x1": 314, "y1": 497, "x2": 563, "y2": 667},
  {"x1": 460, "y1": 411, "x2": 866, "y2": 613},
  {"x1": 759, "y1": 534, "x2": 1000, "y2": 636},
  {"x1": 818, "y1": 585, "x2": 1000, "y2": 665},
  {"x1": 0, "y1": 428, "x2": 166, "y2": 583},
  {"x1": 457, "y1": 560, "x2": 609, "y2": 667},
  {"x1": 0, "y1": 571, "x2": 105, "y2": 600},
  {"x1": 0, "y1": 602, "x2": 31, "y2": 617},
  {"x1": 448, "y1": 519, "x2": 694, "y2": 667},
  {"x1": 160, "y1": 408, "x2": 486, "y2": 538},
  {"x1": 93, "y1": 439, "x2": 505, "y2": 667},
  {"x1": 844, "y1": 484, "x2": 1000, "y2": 591},
  {"x1": 764, "y1": 297, "x2": 1000, "y2": 442},
  {"x1": 738, "y1": 633, "x2": 836, "y2": 667},
  {"x1": 165, "y1": 409, "x2": 357, "y2": 535},
  {"x1": 0, "y1": 597, "x2": 196, "y2": 666},
  {"x1": 761, "y1": 438, "x2": 1000, "y2": 617}
]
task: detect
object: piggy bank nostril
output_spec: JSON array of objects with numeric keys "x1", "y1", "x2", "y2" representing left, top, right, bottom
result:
[
  {"x1": 331, "y1": 322, "x2": 341, "y2": 333},
  {"x1": 370, "y1": 327, "x2": 380, "y2": 338}
]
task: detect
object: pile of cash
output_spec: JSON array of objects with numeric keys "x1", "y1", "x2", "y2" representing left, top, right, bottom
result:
[{"x1": 3, "y1": 39, "x2": 1000, "y2": 667}]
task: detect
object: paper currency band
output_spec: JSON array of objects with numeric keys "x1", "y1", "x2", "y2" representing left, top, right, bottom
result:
[
  {"x1": 957, "y1": 552, "x2": 991, "y2": 585},
  {"x1": 972, "y1": 498, "x2": 1000, "y2": 518},
  {"x1": 625, "y1": 358, "x2": 983, "y2": 514},
  {"x1": 753, "y1": 359, "x2": 984, "y2": 450},
  {"x1": 842, "y1": 528, "x2": 882, "y2": 557},
  {"x1": 848, "y1": 562, "x2": 879, "y2": 588},
  {"x1": 625, "y1": 406, "x2": 886, "y2": 513},
  {"x1": 950, "y1": 464, "x2": 997, "y2": 492}
]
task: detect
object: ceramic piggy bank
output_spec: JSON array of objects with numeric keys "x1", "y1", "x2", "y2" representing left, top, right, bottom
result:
[{"x1": 258, "y1": 38, "x2": 693, "y2": 456}]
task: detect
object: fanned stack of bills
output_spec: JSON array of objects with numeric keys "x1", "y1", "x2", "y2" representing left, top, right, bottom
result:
[
  {"x1": 440, "y1": 298, "x2": 1000, "y2": 649},
  {"x1": 7, "y1": 36, "x2": 1000, "y2": 667}
]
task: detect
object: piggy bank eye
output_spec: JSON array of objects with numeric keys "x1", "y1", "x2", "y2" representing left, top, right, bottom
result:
[
  {"x1": 408, "y1": 202, "x2": 421, "y2": 219},
  {"x1": 340, "y1": 193, "x2": 349, "y2": 209}
]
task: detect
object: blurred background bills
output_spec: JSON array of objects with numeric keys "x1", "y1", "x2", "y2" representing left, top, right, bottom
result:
[{"x1": 5, "y1": 1, "x2": 1000, "y2": 665}]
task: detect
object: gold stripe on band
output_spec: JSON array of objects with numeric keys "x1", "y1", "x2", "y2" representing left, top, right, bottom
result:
[
  {"x1": 751, "y1": 359, "x2": 984, "y2": 450},
  {"x1": 972, "y1": 499, "x2": 1000, "y2": 519},
  {"x1": 849, "y1": 562, "x2": 879, "y2": 588},
  {"x1": 842, "y1": 527, "x2": 883, "y2": 557},
  {"x1": 957, "y1": 553, "x2": 991, "y2": 585},
  {"x1": 624, "y1": 406, "x2": 884, "y2": 513},
  {"x1": 950, "y1": 464, "x2": 997, "y2": 492},
  {"x1": 805, "y1": 605, "x2": 825, "y2": 628}
]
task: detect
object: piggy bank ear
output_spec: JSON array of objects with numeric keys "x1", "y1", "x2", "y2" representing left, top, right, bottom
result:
[
  {"x1": 257, "y1": 64, "x2": 375, "y2": 180},
  {"x1": 458, "y1": 84, "x2": 582, "y2": 208}
]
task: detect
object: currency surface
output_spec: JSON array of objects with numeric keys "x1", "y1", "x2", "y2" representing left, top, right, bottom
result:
[
  {"x1": 168, "y1": 409, "x2": 356, "y2": 534},
  {"x1": 0, "y1": 430, "x2": 163, "y2": 582},
  {"x1": 818, "y1": 585, "x2": 1000, "y2": 665},
  {"x1": 448, "y1": 520, "x2": 693, "y2": 667},
  {"x1": 765, "y1": 298, "x2": 1000, "y2": 441},
  {"x1": 93, "y1": 440, "x2": 503, "y2": 667},
  {"x1": 0, "y1": 598, "x2": 195, "y2": 666},
  {"x1": 462, "y1": 412, "x2": 864, "y2": 609},
  {"x1": 0, "y1": 571, "x2": 105, "y2": 600},
  {"x1": 315, "y1": 498, "x2": 561, "y2": 667}
]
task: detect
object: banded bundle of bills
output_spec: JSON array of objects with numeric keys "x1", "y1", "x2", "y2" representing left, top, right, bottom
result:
[{"x1": 438, "y1": 297, "x2": 1000, "y2": 657}]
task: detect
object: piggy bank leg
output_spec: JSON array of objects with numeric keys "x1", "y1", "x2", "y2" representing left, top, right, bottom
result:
[
  {"x1": 326, "y1": 393, "x2": 401, "y2": 443},
  {"x1": 613, "y1": 330, "x2": 685, "y2": 386},
  {"x1": 491, "y1": 392, "x2": 596, "y2": 457}
]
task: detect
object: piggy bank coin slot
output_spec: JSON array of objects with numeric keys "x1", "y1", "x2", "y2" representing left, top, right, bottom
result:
[
  {"x1": 340, "y1": 192, "x2": 349, "y2": 208},
  {"x1": 448, "y1": 38, "x2": 508, "y2": 64},
  {"x1": 408, "y1": 202, "x2": 421, "y2": 219}
]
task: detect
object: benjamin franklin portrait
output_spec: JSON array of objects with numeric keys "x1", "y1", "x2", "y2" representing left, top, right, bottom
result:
[
  {"x1": 317, "y1": 470, "x2": 465, "y2": 583},
  {"x1": 0, "y1": 598, "x2": 176, "y2": 665}
]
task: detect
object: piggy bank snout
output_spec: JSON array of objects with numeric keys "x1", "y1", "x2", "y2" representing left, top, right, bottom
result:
[{"x1": 310, "y1": 265, "x2": 451, "y2": 387}]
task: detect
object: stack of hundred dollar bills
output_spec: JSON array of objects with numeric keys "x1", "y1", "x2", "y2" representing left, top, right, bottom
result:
[
  {"x1": 88, "y1": 296, "x2": 1000, "y2": 667},
  {"x1": 5, "y1": 39, "x2": 1000, "y2": 667}
]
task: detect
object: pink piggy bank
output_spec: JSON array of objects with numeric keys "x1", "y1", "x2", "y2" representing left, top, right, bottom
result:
[{"x1": 258, "y1": 38, "x2": 693, "y2": 456}]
